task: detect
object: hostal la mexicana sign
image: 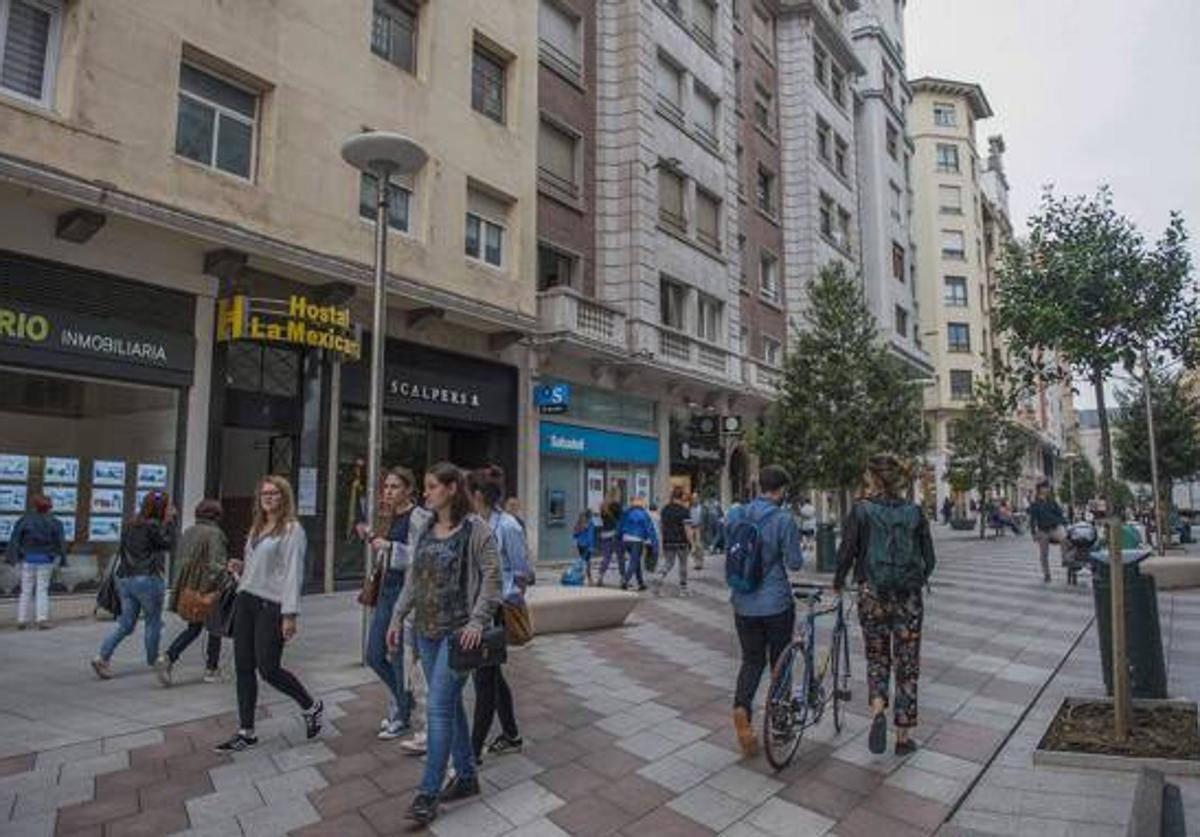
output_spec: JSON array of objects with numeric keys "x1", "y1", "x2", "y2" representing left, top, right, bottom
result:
[{"x1": 217, "y1": 294, "x2": 362, "y2": 360}]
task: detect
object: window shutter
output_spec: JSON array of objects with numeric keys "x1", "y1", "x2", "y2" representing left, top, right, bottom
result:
[
  {"x1": 696, "y1": 191, "x2": 719, "y2": 244},
  {"x1": 538, "y1": 121, "x2": 576, "y2": 189},
  {"x1": 694, "y1": 88, "x2": 717, "y2": 138},
  {"x1": 539, "y1": 1, "x2": 579, "y2": 67},
  {"x1": 658, "y1": 169, "x2": 683, "y2": 219},
  {"x1": 468, "y1": 188, "x2": 509, "y2": 226},
  {"x1": 2, "y1": 0, "x2": 52, "y2": 100},
  {"x1": 656, "y1": 58, "x2": 680, "y2": 108}
]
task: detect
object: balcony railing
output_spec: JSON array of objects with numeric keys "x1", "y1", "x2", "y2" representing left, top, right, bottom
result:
[
  {"x1": 646, "y1": 322, "x2": 737, "y2": 381},
  {"x1": 743, "y1": 359, "x2": 781, "y2": 394},
  {"x1": 537, "y1": 287, "x2": 627, "y2": 352}
]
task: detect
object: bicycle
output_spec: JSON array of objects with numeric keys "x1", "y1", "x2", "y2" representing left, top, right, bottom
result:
[{"x1": 762, "y1": 582, "x2": 852, "y2": 770}]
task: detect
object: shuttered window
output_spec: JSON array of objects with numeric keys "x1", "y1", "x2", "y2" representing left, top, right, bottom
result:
[
  {"x1": 537, "y1": 119, "x2": 578, "y2": 196},
  {"x1": 539, "y1": 0, "x2": 581, "y2": 80},
  {"x1": 0, "y1": 0, "x2": 60, "y2": 107},
  {"x1": 695, "y1": 189, "x2": 720, "y2": 251},
  {"x1": 657, "y1": 167, "x2": 685, "y2": 232}
]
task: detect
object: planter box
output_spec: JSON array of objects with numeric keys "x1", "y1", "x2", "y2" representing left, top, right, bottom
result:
[{"x1": 1033, "y1": 696, "x2": 1200, "y2": 775}]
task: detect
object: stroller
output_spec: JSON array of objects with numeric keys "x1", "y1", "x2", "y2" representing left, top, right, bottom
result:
[{"x1": 1063, "y1": 522, "x2": 1097, "y2": 586}]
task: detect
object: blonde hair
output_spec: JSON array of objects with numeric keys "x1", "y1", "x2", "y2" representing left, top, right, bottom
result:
[
  {"x1": 865, "y1": 454, "x2": 905, "y2": 499},
  {"x1": 251, "y1": 475, "x2": 296, "y2": 541}
]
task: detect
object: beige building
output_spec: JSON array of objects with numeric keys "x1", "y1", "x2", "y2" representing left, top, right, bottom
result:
[{"x1": 0, "y1": 1, "x2": 539, "y2": 592}]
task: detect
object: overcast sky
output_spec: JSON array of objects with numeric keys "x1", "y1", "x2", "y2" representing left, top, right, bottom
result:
[{"x1": 906, "y1": 0, "x2": 1200, "y2": 408}]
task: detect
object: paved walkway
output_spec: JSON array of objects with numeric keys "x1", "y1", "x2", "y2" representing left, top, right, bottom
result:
[{"x1": 0, "y1": 528, "x2": 1195, "y2": 836}]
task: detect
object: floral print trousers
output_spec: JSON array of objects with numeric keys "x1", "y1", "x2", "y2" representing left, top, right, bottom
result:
[{"x1": 858, "y1": 586, "x2": 924, "y2": 728}]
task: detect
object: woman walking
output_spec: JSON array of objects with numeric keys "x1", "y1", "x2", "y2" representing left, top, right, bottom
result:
[
  {"x1": 469, "y1": 467, "x2": 528, "y2": 763},
  {"x1": 215, "y1": 476, "x2": 323, "y2": 753},
  {"x1": 6, "y1": 494, "x2": 65, "y2": 629},
  {"x1": 386, "y1": 462, "x2": 500, "y2": 826},
  {"x1": 619, "y1": 496, "x2": 658, "y2": 592},
  {"x1": 654, "y1": 486, "x2": 693, "y2": 596},
  {"x1": 595, "y1": 489, "x2": 623, "y2": 586},
  {"x1": 157, "y1": 499, "x2": 228, "y2": 685},
  {"x1": 359, "y1": 467, "x2": 430, "y2": 740},
  {"x1": 834, "y1": 454, "x2": 936, "y2": 757},
  {"x1": 92, "y1": 492, "x2": 176, "y2": 678},
  {"x1": 1028, "y1": 480, "x2": 1067, "y2": 583}
]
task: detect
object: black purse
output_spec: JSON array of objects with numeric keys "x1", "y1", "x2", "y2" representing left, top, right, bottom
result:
[
  {"x1": 448, "y1": 625, "x2": 508, "y2": 671},
  {"x1": 95, "y1": 551, "x2": 123, "y2": 617},
  {"x1": 205, "y1": 574, "x2": 239, "y2": 638}
]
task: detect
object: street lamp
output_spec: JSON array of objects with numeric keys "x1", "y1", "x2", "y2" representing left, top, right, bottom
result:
[
  {"x1": 340, "y1": 132, "x2": 428, "y2": 656},
  {"x1": 1063, "y1": 451, "x2": 1078, "y2": 522}
]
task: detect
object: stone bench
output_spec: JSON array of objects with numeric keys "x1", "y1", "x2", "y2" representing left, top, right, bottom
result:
[
  {"x1": 1140, "y1": 556, "x2": 1200, "y2": 591},
  {"x1": 526, "y1": 584, "x2": 641, "y2": 635}
]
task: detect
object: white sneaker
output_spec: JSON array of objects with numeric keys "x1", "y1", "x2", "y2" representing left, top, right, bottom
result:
[
  {"x1": 379, "y1": 717, "x2": 390, "y2": 732},
  {"x1": 378, "y1": 720, "x2": 412, "y2": 741},
  {"x1": 203, "y1": 668, "x2": 221, "y2": 684},
  {"x1": 154, "y1": 655, "x2": 173, "y2": 687},
  {"x1": 400, "y1": 731, "x2": 427, "y2": 755}
]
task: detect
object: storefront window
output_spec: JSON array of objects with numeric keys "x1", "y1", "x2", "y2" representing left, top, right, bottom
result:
[
  {"x1": 569, "y1": 385, "x2": 656, "y2": 433},
  {"x1": 0, "y1": 368, "x2": 181, "y2": 595}
]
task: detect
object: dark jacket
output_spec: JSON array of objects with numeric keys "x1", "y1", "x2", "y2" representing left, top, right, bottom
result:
[
  {"x1": 1028, "y1": 498, "x2": 1066, "y2": 533},
  {"x1": 169, "y1": 519, "x2": 228, "y2": 612},
  {"x1": 600, "y1": 501, "x2": 622, "y2": 533},
  {"x1": 117, "y1": 519, "x2": 175, "y2": 578},
  {"x1": 834, "y1": 496, "x2": 935, "y2": 590},
  {"x1": 5, "y1": 513, "x2": 66, "y2": 565}
]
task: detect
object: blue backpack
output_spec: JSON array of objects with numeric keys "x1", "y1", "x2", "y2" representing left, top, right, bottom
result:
[{"x1": 725, "y1": 507, "x2": 778, "y2": 593}]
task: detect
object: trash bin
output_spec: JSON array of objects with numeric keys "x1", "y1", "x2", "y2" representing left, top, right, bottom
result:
[
  {"x1": 1090, "y1": 549, "x2": 1167, "y2": 700},
  {"x1": 816, "y1": 522, "x2": 837, "y2": 573}
]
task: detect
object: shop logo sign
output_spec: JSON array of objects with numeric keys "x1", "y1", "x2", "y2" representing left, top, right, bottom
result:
[
  {"x1": 681, "y1": 442, "x2": 722, "y2": 463},
  {"x1": 547, "y1": 433, "x2": 586, "y2": 452},
  {"x1": 0, "y1": 303, "x2": 187, "y2": 370},
  {"x1": 217, "y1": 293, "x2": 362, "y2": 360},
  {"x1": 387, "y1": 379, "x2": 482, "y2": 409},
  {"x1": 0, "y1": 307, "x2": 50, "y2": 342}
]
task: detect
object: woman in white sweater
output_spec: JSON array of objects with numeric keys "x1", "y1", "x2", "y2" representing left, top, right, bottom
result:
[{"x1": 215, "y1": 475, "x2": 322, "y2": 753}]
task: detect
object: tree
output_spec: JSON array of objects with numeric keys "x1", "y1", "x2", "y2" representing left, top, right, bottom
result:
[
  {"x1": 1063, "y1": 454, "x2": 1098, "y2": 510},
  {"x1": 755, "y1": 262, "x2": 927, "y2": 513},
  {"x1": 946, "y1": 377, "x2": 1026, "y2": 537},
  {"x1": 995, "y1": 186, "x2": 1197, "y2": 739}
]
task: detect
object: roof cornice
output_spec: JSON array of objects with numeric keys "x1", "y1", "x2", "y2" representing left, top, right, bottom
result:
[
  {"x1": 909, "y1": 76, "x2": 993, "y2": 118},
  {"x1": 779, "y1": 1, "x2": 866, "y2": 75}
]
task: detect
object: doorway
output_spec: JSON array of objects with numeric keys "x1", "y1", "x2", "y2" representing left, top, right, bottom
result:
[{"x1": 220, "y1": 428, "x2": 295, "y2": 557}]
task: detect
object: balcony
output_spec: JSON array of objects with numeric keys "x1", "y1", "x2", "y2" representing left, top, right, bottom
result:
[
  {"x1": 634, "y1": 321, "x2": 738, "y2": 382},
  {"x1": 743, "y1": 359, "x2": 781, "y2": 395},
  {"x1": 537, "y1": 287, "x2": 627, "y2": 353}
]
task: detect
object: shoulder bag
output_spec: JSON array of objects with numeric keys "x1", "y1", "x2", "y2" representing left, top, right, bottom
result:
[
  {"x1": 448, "y1": 625, "x2": 508, "y2": 671},
  {"x1": 205, "y1": 572, "x2": 239, "y2": 638},
  {"x1": 95, "y1": 549, "x2": 123, "y2": 617},
  {"x1": 357, "y1": 555, "x2": 383, "y2": 607},
  {"x1": 502, "y1": 600, "x2": 534, "y2": 647}
]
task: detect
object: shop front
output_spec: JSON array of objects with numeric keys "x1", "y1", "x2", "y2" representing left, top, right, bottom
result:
[
  {"x1": 336, "y1": 340, "x2": 518, "y2": 583},
  {"x1": 0, "y1": 251, "x2": 196, "y2": 596},
  {"x1": 668, "y1": 412, "x2": 724, "y2": 501}
]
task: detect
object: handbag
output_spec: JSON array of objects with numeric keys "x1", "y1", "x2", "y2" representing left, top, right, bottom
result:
[
  {"x1": 1047, "y1": 524, "x2": 1067, "y2": 545},
  {"x1": 502, "y1": 600, "x2": 534, "y2": 646},
  {"x1": 357, "y1": 557, "x2": 383, "y2": 607},
  {"x1": 448, "y1": 625, "x2": 508, "y2": 671},
  {"x1": 95, "y1": 550, "x2": 123, "y2": 617},
  {"x1": 176, "y1": 586, "x2": 219, "y2": 623},
  {"x1": 205, "y1": 574, "x2": 239, "y2": 638}
]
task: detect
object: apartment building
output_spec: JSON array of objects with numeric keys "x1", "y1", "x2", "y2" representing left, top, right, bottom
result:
[
  {"x1": 0, "y1": 0, "x2": 539, "y2": 590},
  {"x1": 910, "y1": 77, "x2": 993, "y2": 509}
]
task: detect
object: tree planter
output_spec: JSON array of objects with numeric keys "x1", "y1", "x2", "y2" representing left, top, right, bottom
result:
[{"x1": 1033, "y1": 697, "x2": 1200, "y2": 775}]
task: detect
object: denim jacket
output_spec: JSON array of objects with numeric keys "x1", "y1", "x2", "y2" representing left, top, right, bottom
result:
[
  {"x1": 489, "y1": 508, "x2": 530, "y2": 605},
  {"x1": 5, "y1": 513, "x2": 65, "y2": 566},
  {"x1": 618, "y1": 506, "x2": 659, "y2": 552},
  {"x1": 725, "y1": 497, "x2": 804, "y2": 617}
]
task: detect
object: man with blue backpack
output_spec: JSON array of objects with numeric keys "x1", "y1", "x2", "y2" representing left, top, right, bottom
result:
[{"x1": 724, "y1": 465, "x2": 805, "y2": 757}]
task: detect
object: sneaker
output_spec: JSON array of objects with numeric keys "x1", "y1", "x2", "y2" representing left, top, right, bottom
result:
[
  {"x1": 203, "y1": 668, "x2": 221, "y2": 684},
  {"x1": 378, "y1": 719, "x2": 412, "y2": 741},
  {"x1": 868, "y1": 713, "x2": 887, "y2": 755},
  {"x1": 895, "y1": 737, "x2": 919, "y2": 757},
  {"x1": 732, "y1": 707, "x2": 758, "y2": 757},
  {"x1": 439, "y1": 774, "x2": 480, "y2": 803},
  {"x1": 407, "y1": 793, "x2": 439, "y2": 825},
  {"x1": 214, "y1": 732, "x2": 258, "y2": 753},
  {"x1": 154, "y1": 655, "x2": 173, "y2": 687},
  {"x1": 91, "y1": 657, "x2": 113, "y2": 680},
  {"x1": 303, "y1": 700, "x2": 324, "y2": 740},
  {"x1": 400, "y1": 731, "x2": 428, "y2": 756},
  {"x1": 485, "y1": 734, "x2": 523, "y2": 756}
]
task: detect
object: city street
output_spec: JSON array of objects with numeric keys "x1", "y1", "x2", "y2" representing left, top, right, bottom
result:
[{"x1": 1, "y1": 527, "x2": 1198, "y2": 836}]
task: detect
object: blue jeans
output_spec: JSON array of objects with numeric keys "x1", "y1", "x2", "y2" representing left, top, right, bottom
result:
[
  {"x1": 416, "y1": 632, "x2": 473, "y2": 796},
  {"x1": 100, "y1": 575, "x2": 165, "y2": 665},
  {"x1": 365, "y1": 569, "x2": 412, "y2": 725}
]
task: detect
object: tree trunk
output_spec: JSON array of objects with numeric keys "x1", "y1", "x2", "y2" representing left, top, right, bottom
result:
[{"x1": 1095, "y1": 370, "x2": 1132, "y2": 739}]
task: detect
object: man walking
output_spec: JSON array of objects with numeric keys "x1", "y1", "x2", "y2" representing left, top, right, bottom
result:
[
  {"x1": 1028, "y1": 480, "x2": 1067, "y2": 583},
  {"x1": 724, "y1": 466, "x2": 804, "y2": 757}
]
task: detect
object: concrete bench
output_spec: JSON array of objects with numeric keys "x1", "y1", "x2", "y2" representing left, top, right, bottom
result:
[
  {"x1": 1140, "y1": 556, "x2": 1200, "y2": 591},
  {"x1": 526, "y1": 584, "x2": 641, "y2": 635}
]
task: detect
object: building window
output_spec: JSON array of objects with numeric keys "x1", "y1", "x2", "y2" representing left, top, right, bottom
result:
[
  {"x1": 939, "y1": 184, "x2": 963, "y2": 214},
  {"x1": 941, "y1": 229, "x2": 966, "y2": 260},
  {"x1": 830, "y1": 63, "x2": 845, "y2": 107},
  {"x1": 950, "y1": 370, "x2": 973, "y2": 400},
  {"x1": 761, "y1": 335, "x2": 782, "y2": 367},
  {"x1": 358, "y1": 174, "x2": 412, "y2": 232},
  {"x1": 0, "y1": 0, "x2": 61, "y2": 107},
  {"x1": 891, "y1": 242, "x2": 905, "y2": 282},
  {"x1": 371, "y1": 0, "x2": 417, "y2": 73},
  {"x1": 696, "y1": 294, "x2": 722, "y2": 343},
  {"x1": 738, "y1": 324, "x2": 749, "y2": 354},
  {"x1": 537, "y1": 243, "x2": 578, "y2": 291},
  {"x1": 539, "y1": 0, "x2": 582, "y2": 81},
  {"x1": 946, "y1": 322, "x2": 971, "y2": 353},
  {"x1": 756, "y1": 165, "x2": 776, "y2": 216},
  {"x1": 882, "y1": 61, "x2": 895, "y2": 105},
  {"x1": 733, "y1": 59, "x2": 743, "y2": 111},
  {"x1": 813, "y1": 43, "x2": 828, "y2": 86},
  {"x1": 737, "y1": 233, "x2": 747, "y2": 285},
  {"x1": 836, "y1": 208, "x2": 852, "y2": 251},
  {"x1": 465, "y1": 188, "x2": 508, "y2": 268},
  {"x1": 695, "y1": 188, "x2": 721, "y2": 251},
  {"x1": 656, "y1": 53, "x2": 684, "y2": 121},
  {"x1": 736, "y1": 144, "x2": 744, "y2": 199},
  {"x1": 936, "y1": 143, "x2": 960, "y2": 173},
  {"x1": 538, "y1": 117, "x2": 580, "y2": 197},
  {"x1": 944, "y1": 276, "x2": 968, "y2": 306},
  {"x1": 816, "y1": 118, "x2": 831, "y2": 161},
  {"x1": 751, "y1": 6, "x2": 773, "y2": 56},
  {"x1": 692, "y1": 0, "x2": 716, "y2": 47},
  {"x1": 894, "y1": 305, "x2": 908, "y2": 337},
  {"x1": 753, "y1": 83, "x2": 774, "y2": 135},
  {"x1": 657, "y1": 165, "x2": 686, "y2": 232},
  {"x1": 471, "y1": 44, "x2": 506, "y2": 123},
  {"x1": 934, "y1": 102, "x2": 956, "y2": 127},
  {"x1": 660, "y1": 277, "x2": 687, "y2": 330},
  {"x1": 759, "y1": 251, "x2": 779, "y2": 302},
  {"x1": 885, "y1": 121, "x2": 899, "y2": 160},
  {"x1": 889, "y1": 182, "x2": 903, "y2": 221},
  {"x1": 174, "y1": 63, "x2": 258, "y2": 180},
  {"x1": 692, "y1": 82, "x2": 719, "y2": 146},
  {"x1": 834, "y1": 135, "x2": 849, "y2": 178},
  {"x1": 819, "y1": 193, "x2": 834, "y2": 239}
]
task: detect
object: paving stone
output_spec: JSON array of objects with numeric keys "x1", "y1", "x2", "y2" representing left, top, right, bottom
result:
[
  {"x1": 834, "y1": 804, "x2": 931, "y2": 837},
  {"x1": 862, "y1": 784, "x2": 950, "y2": 831},
  {"x1": 906, "y1": 749, "x2": 978, "y2": 780},
  {"x1": 594, "y1": 774, "x2": 674, "y2": 819},
  {"x1": 884, "y1": 764, "x2": 970, "y2": 806},
  {"x1": 532, "y1": 763, "x2": 607, "y2": 801},
  {"x1": 778, "y1": 777, "x2": 863, "y2": 820},
  {"x1": 58, "y1": 752, "x2": 129, "y2": 783},
  {"x1": 206, "y1": 754, "x2": 279, "y2": 791},
  {"x1": 743, "y1": 797, "x2": 836, "y2": 837},
  {"x1": 105, "y1": 805, "x2": 191, "y2": 837},
  {"x1": 485, "y1": 778, "x2": 564, "y2": 826},
  {"x1": 478, "y1": 753, "x2": 545, "y2": 790},
  {"x1": 184, "y1": 785, "x2": 263, "y2": 827},
  {"x1": 102, "y1": 730, "x2": 165, "y2": 754},
  {"x1": 704, "y1": 766, "x2": 784, "y2": 806},
  {"x1": 501, "y1": 817, "x2": 570, "y2": 836},
  {"x1": 637, "y1": 754, "x2": 714, "y2": 794},
  {"x1": 0, "y1": 769, "x2": 59, "y2": 797},
  {"x1": 32, "y1": 741, "x2": 102, "y2": 771},
  {"x1": 269, "y1": 741, "x2": 335, "y2": 773},
  {"x1": 290, "y1": 810, "x2": 378, "y2": 837},
  {"x1": 615, "y1": 730, "x2": 684, "y2": 761},
  {"x1": 429, "y1": 799, "x2": 514, "y2": 837},
  {"x1": 54, "y1": 792, "x2": 140, "y2": 832},
  {"x1": 669, "y1": 784, "x2": 754, "y2": 831},
  {"x1": 0, "y1": 812, "x2": 55, "y2": 837},
  {"x1": 672, "y1": 741, "x2": 740, "y2": 773},
  {"x1": 254, "y1": 764, "x2": 327, "y2": 804},
  {"x1": 237, "y1": 796, "x2": 321, "y2": 836},
  {"x1": 11, "y1": 778, "x2": 94, "y2": 819}
]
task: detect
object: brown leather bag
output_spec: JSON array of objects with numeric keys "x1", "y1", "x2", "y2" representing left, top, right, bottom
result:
[
  {"x1": 357, "y1": 560, "x2": 382, "y2": 607},
  {"x1": 502, "y1": 601, "x2": 534, "y2": 647},
  {"x1": 176, "y1": 586, "x2": 219, "y2": 623}
]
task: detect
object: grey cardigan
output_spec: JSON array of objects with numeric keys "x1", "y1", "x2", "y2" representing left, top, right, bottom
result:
[{"x1": 389, "y1": 512, "x2": 501, "y2": 635}]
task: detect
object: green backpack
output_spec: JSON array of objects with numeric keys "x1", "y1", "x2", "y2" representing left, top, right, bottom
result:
[{"x1": 862, "y1": 501, "x2": 927, "y2": 594}]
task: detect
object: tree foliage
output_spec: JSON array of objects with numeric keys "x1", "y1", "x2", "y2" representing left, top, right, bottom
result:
[
  {"x1": 754, "y1": 262, "x2": 927, "y2": 503},
  {"x1": 1115, "y1": 369, "x2": 1200, "y2": 488},
  {"x1": 1063, "y1": 453, "x2": 1098, "y2": 507},
  {"x1": 946, "y1": 376, "x2": 1026, "y2": 536}
]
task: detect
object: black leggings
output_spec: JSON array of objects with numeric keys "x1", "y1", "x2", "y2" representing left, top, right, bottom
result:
[
  {"x1": 166, "y1": 622, "x2": 221, "y2": 669},
  {"x1": 733, "y1": 607, "x2": 796, "y2": 719},
  {"x1": 233, "y1": 592, "x2": 313, "y2": 730},
  {"x1": 472, "y1": 664, "x2": 519, "y2": 755}
]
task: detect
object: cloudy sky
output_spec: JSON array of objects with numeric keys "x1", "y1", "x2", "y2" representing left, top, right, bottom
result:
[{"x1": 906, "y1": 0, "x2": 1200, "y2": 407}]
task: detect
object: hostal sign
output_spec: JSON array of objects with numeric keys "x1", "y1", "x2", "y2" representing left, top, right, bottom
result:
[{"x1": 217, "y1": 294, "x2": 362, "y2": 360}]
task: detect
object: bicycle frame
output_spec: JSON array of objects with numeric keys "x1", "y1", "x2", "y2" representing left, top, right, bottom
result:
[{"x1": 791, "y1": 589, "x2": 846, "y2": 723}]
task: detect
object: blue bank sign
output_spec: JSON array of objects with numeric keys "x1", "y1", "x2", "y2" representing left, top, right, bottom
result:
[{"x1": 539, "y1": 422, "x2": 658, "y2": 464}]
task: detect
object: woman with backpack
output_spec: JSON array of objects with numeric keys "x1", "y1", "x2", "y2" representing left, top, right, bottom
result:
[
  {"x1": 833, "y1": 454, "x2": 935, "y2": 757},
  {"x1": 6, "y1": 494, "x2": 66, "y2": 629}
]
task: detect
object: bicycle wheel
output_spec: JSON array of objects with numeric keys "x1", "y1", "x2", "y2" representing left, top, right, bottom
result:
[
  {"x1": 762, "y1": 642, "x2": 808, "y2": 770},
  {"x1": 830, "y1": 621, "x2": 852, "y2": 733}
]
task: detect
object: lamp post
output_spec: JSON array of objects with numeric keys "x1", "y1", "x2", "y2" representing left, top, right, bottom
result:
[
  {"x1": 340, "y1": 132, "x2": 428, "y2": 658},
  {"x1": 1063, "y1": 451, "x2": 1078, "y2": 522},
  {"x1": 1141, "y1": 349, "x2": 1166, "y2": 555}
]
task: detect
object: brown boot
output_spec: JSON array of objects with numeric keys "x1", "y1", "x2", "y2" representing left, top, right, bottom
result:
[{"x1": 732, "y1": 707, "x2": 758, "y2": 757}]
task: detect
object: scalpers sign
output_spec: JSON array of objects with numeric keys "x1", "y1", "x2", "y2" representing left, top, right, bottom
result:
[
  {"x1": 216, "y1": 294, "x2": 362, "y2": 360},
  {"x1": 387, "y1": 378, "x2": 482, "y2": 410}
]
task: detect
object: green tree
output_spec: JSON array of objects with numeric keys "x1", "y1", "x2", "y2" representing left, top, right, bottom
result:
[
  {"x1": 995, "y1": 186, "x2": 1197, "y2": 739},
  {"x1": 755, "y1": 262, "x2": 927, "y2": 513},
  {"x1": 946, "y1": 377, "x2": 1026, "y2": 537},
  {"x1": 1063, "y1": 453, "x2": 1098, "y2": 510}
]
